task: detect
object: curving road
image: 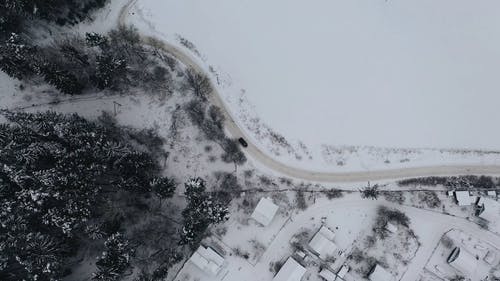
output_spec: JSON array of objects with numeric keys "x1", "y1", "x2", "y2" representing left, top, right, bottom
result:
[{"x1": 119, "y1": 0, "x2": 500, "y2": 183}]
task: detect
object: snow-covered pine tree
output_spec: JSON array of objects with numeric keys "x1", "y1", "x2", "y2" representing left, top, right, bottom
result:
[
  {"x1": 180, "y1": 177, "x2": 229, "y2": 246},
  {"x1": 93, "y1": 233, "x2": 134, "y2": 281},
  {"x1": 86, "y1": 32, "x2": 109, "y2": 48},
  {"x1": 0, "y1": 33, "x2": 39, "y2": 79},
  {"x1": 150, "y1": 176, "x2": 176, "y2": 200},
  {"x1": 40, "y1": 63, "x2": 84, "y2": 94}
]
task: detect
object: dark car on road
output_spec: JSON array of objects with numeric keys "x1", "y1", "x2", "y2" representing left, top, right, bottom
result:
[{"x1": 238, "y1": 137, "x2": 248, "y2": 147}]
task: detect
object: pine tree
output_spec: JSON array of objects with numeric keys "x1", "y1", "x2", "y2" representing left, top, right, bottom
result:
[
  {"x1": 180, "y1": 178, "x2": 228, "y2": 246},
  {"x1": 150, "y1": 176, "x2": 176, "y2": 200},
  {"x1": 93, "y1": 233, "x2": 134, "y2": 281},
  {"x1": 86, "y1": 32, "x2": 108, "y2": 48},
  {"x1": 40, "y1": 63, "x2": 84, "y2": 94},
  {"x1": 0, "y1": 33, "x2": 39, "y2": 79},
  {"x1": 94, "y1": 54, "x2": 127, "y2": 89}
]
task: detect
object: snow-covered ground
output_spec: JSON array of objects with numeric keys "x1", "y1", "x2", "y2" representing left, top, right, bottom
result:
[{"x1": 126, "y1": 0, "x2": 500, "y2": 172}]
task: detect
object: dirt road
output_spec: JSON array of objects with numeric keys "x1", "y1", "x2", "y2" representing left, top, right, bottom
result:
[{"x1": 119, "y1": 0, "x2": 500, "y2": 183}]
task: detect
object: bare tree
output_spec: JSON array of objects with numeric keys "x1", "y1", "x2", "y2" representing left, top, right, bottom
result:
[{"x1": 184, "y1": 68, "x2": 212, "y2": 99}]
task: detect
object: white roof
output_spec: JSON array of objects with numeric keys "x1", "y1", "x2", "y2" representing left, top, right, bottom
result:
[
  {"x1": 448, "y1": 247, "x2": 478, "y2": 277},
  {"x1": 319, "y1": 268, "x2": 337, "y2": 281},
  {"x1": 273, "y1": 257, "x2": 307, "y2": 281},
  {"x1": 337, "y1": 265, "x2": 349, "y2": 279},
  {"x1": 369, "y1": 265, "x2": 394, "y2": 281},
  {"x1": 309, "y1": 226, "x2": 338, "y2": 259},
  {"x1": 251, "y1": 197, "x2": 279, "y2": 226},
  {"x1": 478, "y1": 197, "x2": 500, "y2": 222},
  {"x1": 487, "y1": 191, "x2": 497, "y2": 197},
  {"x1": 455, "y1": 191, "x2": 472, "y2": 206},
  {"x1": 189, "y1": 246, "x2": 224, "y2": 275},
  {"x1": 385, "y1": 222, "x2": 398, "y2": 233}
]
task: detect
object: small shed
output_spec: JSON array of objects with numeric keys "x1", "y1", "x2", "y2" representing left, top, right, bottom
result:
[
  {"x1": 337, "y1": 265, "x2": 349, "y2": 279},
  {"x1": 308, "y1": 226, "x2": 338, "y2": 259},
  {"x1": 368, "y1": 264, "x2": 393, "y2": 281},
  {"x1": 385, "y1": 222, "x2": 398, "y2": 233},
  {"x1": 454, "y1": 191, "x2": 472, "y2": 206},
  {"x1": 251, "y1": 197, "x2": 279, "y2": 226},
  {"x1": 273, "y1": 257, "x2": 307, "y2": 281},
  {"x1": 189, "y1": 245, "x2": 224, "y2": 275},
  {"x1": 318, "y1": 268, "x2": 336, "y2": 281}
]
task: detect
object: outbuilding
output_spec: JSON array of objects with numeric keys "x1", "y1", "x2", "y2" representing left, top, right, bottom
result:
[
  {"x1": 308, "y1": 226, "x2": 338, "y2": 259},
  {"x1": 385, "y1": 222, "x2": 398, "y2": 233},
  {"x1": 447, "y1": 247, "x2": 480, "y2": 277},
  {"x1": 273, "y1": 257, "x2": 307, "y2": 281},
  {"x1": 251, "y1": 197, "x2": 279, "y2": 226},
  {"x1": 318, "y1": 268, "x2": 336, "y2": 281},
  {"x1": 454, "y1": 191, "x2": 472, "y2": 206},
  {"x1": 336, "y1": 265, "x2": 349, "y2": 279},
  {"x1": 368, "y1": 264, "x2": 393, "y2": 281},
  {"x1": 189, "y1": 245, "x2": 225, "y2": 275}
]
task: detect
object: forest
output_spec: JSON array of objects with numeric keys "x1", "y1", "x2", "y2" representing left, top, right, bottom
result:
[{"x1": 0, "y1": 1, "x2": 244, "y2": 280}]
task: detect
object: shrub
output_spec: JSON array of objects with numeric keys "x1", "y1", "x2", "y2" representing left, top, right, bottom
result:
[
  {"x1": 325, "y1": 189, "x2": 343, "y2": 200},
  {"x1": 417, "y1": 191, "x2": 441, "y2": 208},
  {"x1": 382, "y1": 191, "x2": 405, "y2": 204}
]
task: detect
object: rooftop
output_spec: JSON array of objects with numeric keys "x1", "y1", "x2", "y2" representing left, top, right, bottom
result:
[
  {"x1": 273, "y1": 257, "x2": 307, "y2": 281},
  {"x1": 309, "y1": 226, "x2": 338, "y2": 259},
  {"x1": 189, "y1": 245, "x2": 225, "y2": 275},
  {"x1": 251, "y1": 197, "x2": 279, "y2": 226}
]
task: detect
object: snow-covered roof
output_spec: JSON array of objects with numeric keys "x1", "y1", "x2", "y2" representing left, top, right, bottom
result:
[
  {"x1": 318, "y1": 268, "x2": 336, "y2": 281},
  {"x1": 455, "y1": 191, "x2": 472, "y2": 206},
  {"x1": 309, "y1": 226, "x2": 338, "y2": 259},
  {"x1": 337, "y1": 265, "x2": 349, "y2": 279},
  {"x1": 189, "y1": 245, "x2": 224, "y2": 275},
  {"x1": 251, "y1": 197, "x2": 279, "y2": 226},
  {"x1": 368, "y1": 264, "x2": 393, "y2": 281},
  {"x1": 448, "y1": 247, "x2": 478, "y2": 277},
  {"x1": 477, "y1": 197, "x2": 500, "y2": 222},
  {"x1": 385, "y1": 222, "x2": 398, "y2": 233},
  {"x1": 273, "y1": 257, "x2": 307, "y2": 281}
]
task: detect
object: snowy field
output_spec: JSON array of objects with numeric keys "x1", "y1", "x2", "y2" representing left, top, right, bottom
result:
[{"x1": 127, "y1": 0, "x2": 500, "y2": 172}]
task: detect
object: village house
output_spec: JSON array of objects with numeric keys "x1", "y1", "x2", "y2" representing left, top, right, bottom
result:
[
  {"x1": 188, "y1": 245, "x2": 225, "y2": 276},
  {"x1": 273, "y1": 257, "x2": 307, "y2": 281},
  {"x1": 251, "y1": 197, "x2": 279, "y2": 226}
]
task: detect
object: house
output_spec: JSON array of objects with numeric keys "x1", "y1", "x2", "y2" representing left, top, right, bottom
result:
[
  {"x1": 487, "y1": 190, "x2": 497, "y2": 197},
  {"x1": 385, "y1": 222, "x2": 398, "y2": 233},
  {"x1": 447, "y1": 246, "x2": 486, "y2": 278},
  {"x1": 454, "y1": 191, "x2": 472, "y2": 206},
  {"x1": 368, "y1": 264, "x2": 393, "y2": 281},
  {"x1": 189, "y1": 245, "x2": 225, "y2": 275},
  {"x1": 308, "y1": 226, "x2": 338, "y2": 259},
  {"x1": 318, "y1": 268, "x2": 336, "y2": 281},
  {"x1": 273, "y1": 257, "x2": 307, "y2": 281},
  {"x1": 476, "y1": 197, "x2": 500, "y2": 222},
  {"x1": 251, "y1": 197, "x2": 279, "y2": 226}
]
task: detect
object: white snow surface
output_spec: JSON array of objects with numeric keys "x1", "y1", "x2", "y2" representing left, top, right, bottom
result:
[{"x1": 128, "y1": 0, "x2": 500, "y2": 172}]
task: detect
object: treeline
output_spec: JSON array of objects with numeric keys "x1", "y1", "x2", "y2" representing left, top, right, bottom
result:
[
  {"x1": 0, "y1": 111, "x2": 229, "y2": 281},
  {"x1": 0, "y1": 27, "x2": 173, "y2": 95},
  {"x1": 398, "y1": 175, "x2": 498, "y2": 189},
  {"x1": 1, "y1": 1, "x2": 173, "y2": 96},
  {"x1": 0, "y1": 0, "x2": 107, "y2": 32}
]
